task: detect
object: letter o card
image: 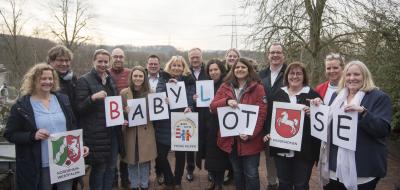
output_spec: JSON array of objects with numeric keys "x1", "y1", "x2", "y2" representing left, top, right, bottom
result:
[
  {"x1": 105, "y1": 96, "x2": 124, "y2": 127},
  {"x1": 269, "y1": 102, "x2": 305, "y2": 151}
]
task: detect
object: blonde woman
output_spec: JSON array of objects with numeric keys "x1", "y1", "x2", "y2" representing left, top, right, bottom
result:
[{"x1": 4, "y1": 63, "x2": 88, "y2": 190}]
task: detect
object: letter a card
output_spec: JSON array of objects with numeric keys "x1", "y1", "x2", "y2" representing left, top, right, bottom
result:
[
  {"x1": 269, "y1": 102, "x2": 305, "y2": 151},
  {"x1": 105, "y1": 96, "x2": 124, "y2": 127},
  {"x1": 127, "y1": 98, "x2": 147, "y2": 127}
]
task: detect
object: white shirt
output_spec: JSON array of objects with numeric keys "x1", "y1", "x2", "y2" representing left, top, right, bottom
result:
[
  {"x1": 148, "y1": 73, "x2": 160, "y2": 93},
  {"x1": 277, "y1": 86, "x2": 310, "y2": 158},
  {"x1": 323, "y1": 82, "x2": 337, "y2": 105},
  {"x1": 270, "y1": 65, "x2": 283, "y2": 86},
  {"x1": 193, "y1": 67, "x2": 201, "y2": 80}
]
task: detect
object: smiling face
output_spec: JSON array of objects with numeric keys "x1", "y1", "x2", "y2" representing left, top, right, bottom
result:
[
  {"x1": 268, "y1": 44, "x2": 284, "y2": 67},
  {"x1": 35, "y1": 70, "x2": 54, "y2": 94},
  {"x1": 234, "y1": 62, "x2": 249, "y2": 80},
  {"x1": 288, "y1": 67, "x2": 304, "y2": 89},
  {"x1": 49, "y1": 56, "x2": 71, "y2": 74},
  {"x1": 188, "y1": 49, "x2": 203, "y2": 69},
  {"x1": 345, "y1": 64, "x2": 364, "y2": 94},
  {"x1": 226, "y1": 50, "x2": 239, "y2": 67},
  {"x1": 131, "y1": 69, "x2": 145, "y2": 89},
  {"x1": 93, "y1": 54, "x2": 110, "y2": 75},
  {"x1": 208, "y1": 63, "x2": 222, "y2": 81},
  {"x1": 325, "y1": 59, "x2": 343, "y2": 85},
  {"x1": 147, "y1": 57, "x2": 160, "y2": 76},
  {"x1": 170, "y1": 61, "x2": 184, "y2": 77},
  {"x1": 111, "y1": 48, "x2": 125, "y2": 70}
]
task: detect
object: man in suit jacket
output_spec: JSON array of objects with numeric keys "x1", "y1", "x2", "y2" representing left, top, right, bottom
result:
[{"x1": 258, "y1": 42, "x2": 287, "y2": 190}]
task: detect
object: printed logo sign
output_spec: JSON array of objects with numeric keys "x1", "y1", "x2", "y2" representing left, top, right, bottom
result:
[
  {"x1": 171, "y1": 112, "x2": 198, "y2": 151},
  {"x1": 275, "y1": 108, "x2": 301, "y2": 138},
  {"x1": 52, "y1": 135, "x2": 81, "y2": 167}
]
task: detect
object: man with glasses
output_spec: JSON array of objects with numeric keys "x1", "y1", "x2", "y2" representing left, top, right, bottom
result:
[
  {"x1": 258, "y1": 42, "x2": 287, "y2": 190},
  {"x1": 108, "y1": 48, "x2": 131, "y2": 188}
]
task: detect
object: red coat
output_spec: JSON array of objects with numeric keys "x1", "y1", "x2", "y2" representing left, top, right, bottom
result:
[
  {"x1": 210, "y1": 81, "x2": 267, "y2": 156},
  {"x1": 315, "y1": 80, "x2": 330, "y2": 98}
]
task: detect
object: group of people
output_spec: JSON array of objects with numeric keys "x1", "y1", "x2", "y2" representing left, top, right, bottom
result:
[{"x1": 3, "y1": 42, "x2": 392, "y2": 190}]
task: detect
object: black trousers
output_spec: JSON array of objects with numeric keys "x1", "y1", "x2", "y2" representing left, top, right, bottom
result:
[
  {"x1": 156, "y1": 142, "x2": 188, "y2": 185},
  {"x1": 186, "y1": 151, "x2": 195, "y2": 173}
]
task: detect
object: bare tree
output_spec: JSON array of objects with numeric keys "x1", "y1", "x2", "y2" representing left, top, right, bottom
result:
[
  {"x1": 48, "y1": 0, "x2": 94, "y2": 51},
  {"x1": 0, "y1": 0, "x2": 26, "y2": 84},
  {"x1": 242, "y1": 0, "x2": 361, "y2": 84}
]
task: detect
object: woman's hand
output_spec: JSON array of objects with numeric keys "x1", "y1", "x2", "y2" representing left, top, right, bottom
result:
[
  {"x1": 83, "y1": 146, "x2": 89, "y2": 157},
  {"x1": 193, "y1": 94, "x2": 198, "y2": 101},
  {"x1": 263, "y1": 134, "x2": 271, "y2": 142},
  {"x1": 227, "y1": 99, "x2": 239, "y2": 109},
  {"x1": 168, "y1": 78, "x2": 178, "y2": 83},
  {"x1": 344, "y1": 104, "x2": 364, "y2": 113},
  {"x1": 184, "y1": 107, "x2": 192, "y2": 113},
  {"x1": 239, "y1": 134, "x2": 249, "y2": 141},
  {"x1": 303, "y1": 106, "x2": 310, "y2": 116},
  {"x1": 124, "y1": 106, "x2": 130, "y2": 113},
  {"x1": 35, "y1": 129, "x2": 49, "y2": 140},
  {"x1": 308, "y1": 98, "x2": 323, "y2": 106}
]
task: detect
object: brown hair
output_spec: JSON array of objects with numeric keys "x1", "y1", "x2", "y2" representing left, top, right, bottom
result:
[
  {"x1": 128, "y1": 66, "x2": 150, "y2": 97},
  {"x1": 223, "y1": 58, "x2": 261, "y2": 88},
  {"x1": 46, "y1": 45, "x2": 73, "y2": 63},
  {"x1": 283, "y1": 61, "x2": 309, "y2": 87}
]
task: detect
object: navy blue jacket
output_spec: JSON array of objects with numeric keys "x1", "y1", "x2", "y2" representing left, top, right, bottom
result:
[
  {"x1": 3, "y1": 93, "x2": 75, "y2": 190},
  {"x1": 153, "y1": 72, "x2": 195, "y2": 145},
  {"x1": 329, "y1": 89, "x2": 392, "y2": 177}
]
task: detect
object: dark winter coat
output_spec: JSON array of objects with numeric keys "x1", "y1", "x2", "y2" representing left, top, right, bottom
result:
[
  {"x1": 265, "y1": 87, "x2": 321, "y2": 162},
  {"x1": 75, "y1": 68, "x2": 124, "y2": 165},
  {"x1": 205, "y1": 78, "x2": 229, "y2": 171},
  {"x1": 3, "y1": 93, "x2": 75, "y2": 190},
  {"x1": 153, "y1": 72, "x2": 196, "y2": 145}
]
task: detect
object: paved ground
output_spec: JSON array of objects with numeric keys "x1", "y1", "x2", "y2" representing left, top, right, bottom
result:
[{"x1": 82, "y1": 140, "x2": 400, "y2": 190}]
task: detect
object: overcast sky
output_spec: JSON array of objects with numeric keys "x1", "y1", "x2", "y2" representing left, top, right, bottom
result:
[{"x1": 16, "y1": 0, "x2": 254, "y2": 51}]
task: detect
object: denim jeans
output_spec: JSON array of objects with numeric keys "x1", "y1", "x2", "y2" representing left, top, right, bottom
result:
[
  {"x1": 274, "y1": 156, "x2": 314, "y2": 190},
  {"x1": 41, "y1": 167, "x2": 72, "y2": 190},
  {"x1": 128, "y1": 161, "x2": 150, "y2": 188},
  {"x1": 229, "y1": 149, "x2": 260, "y2": 190},
  {"x1": 89, "y1": 134, "x2": 118, "y2": 190}
]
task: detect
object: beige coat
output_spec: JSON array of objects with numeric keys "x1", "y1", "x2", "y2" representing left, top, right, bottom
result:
[{"x1": 120, "y1": 88, "x2": 157, "y2": 164}]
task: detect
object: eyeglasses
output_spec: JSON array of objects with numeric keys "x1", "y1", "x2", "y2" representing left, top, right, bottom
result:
[
  {"x1": 55, "y1": 58, "x2": 71, "y2": 63},
  {"x1": 269, "y1": 51, "x2": 283, "y2": 55},
  {"x1": 289, "y1": 72, "x2": 303, "y2": 76}
]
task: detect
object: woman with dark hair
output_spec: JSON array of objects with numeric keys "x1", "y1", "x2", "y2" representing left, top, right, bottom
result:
[
  {"x1": 210, "y1": 58, "x2": 267, "y2": 190},
  {"x1": 154, "y1": 56, "x2": 196, "y2": 190},
  {"x1": 196, "y1": 59, "x2": 229, "y2": 190},
  {"x1": 263, "y1": 62, "x2": 321, "y2": 190},
  {"x1": 120, "y1": 66, "x2": 157, "y2": 190}
]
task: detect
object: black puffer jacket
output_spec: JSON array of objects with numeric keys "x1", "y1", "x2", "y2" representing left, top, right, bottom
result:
[
  {"x1": 4, "y1": 93, "x2": 75, "y2": 190},
  {"x1": 75, "y1": 68, "x2": 124, "y2": 164}
]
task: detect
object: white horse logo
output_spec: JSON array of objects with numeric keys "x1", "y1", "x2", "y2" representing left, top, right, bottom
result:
[
  {"x1": 277, "y1": 111, "x2": 299, "y2": 135},
  {"x1": 67, "y1": 138, "x2": 79, "y2": 157}
]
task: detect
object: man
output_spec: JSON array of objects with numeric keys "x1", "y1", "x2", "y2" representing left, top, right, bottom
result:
[
  {"x1": 75, "y1": 49, "x2": 124, "y2": 190},
  {"x1": 146, "y1": 54, "x2": 165, "y2": 185},
  {"x1": 108, "y1": 48, "x2": 131, "y2": 188},
  {"x1": 187, "y1": 48, "x2": 208, "y2": 182},
  {"x1": 258, "y1": 42, "x2": 287, "y2": 190},
  {"x1": 147, "y1": 54, "x2": 161, "y2": 93},
  {"x1": 47, "y1": 45, "x2": 82, "y2": 190}
]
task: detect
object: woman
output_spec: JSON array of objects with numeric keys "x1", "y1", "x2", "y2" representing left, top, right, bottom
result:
[
  {"x1": 224, "y1": 48, "x2": 240, "y2": 70},
  {"x1": 315, "y1": 53, "x2": 345, "y2": 104},
  {"x1": 316, "y1": 61, "x2": 392, "y2": 190},
  {"x1": 200, "y1": 59, "x2": 229, "y2": 190},
  {"x1": 263, "y1": 62, "x2": 321, "y2": 190},
  {"x1": 210, "y1": 58, "x2": 266, "y2": 190},
  {"x1": 120, "y1": 66, "x2": 157, "y2": 190},
  {"x1": 4, "y1": 63, "x2": 88, "y2": 190},
  {"x1": 75, "y1": 49, "x2": 124, "y2": 190},
  {"x1": 154, "y1": 55, "x2": 195, "y2": 190}
]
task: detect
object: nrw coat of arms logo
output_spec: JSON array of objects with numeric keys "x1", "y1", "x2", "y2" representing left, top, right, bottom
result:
[
  {"x1": 51, "y1": 135, "x2": 81, "y2": 167},
  {"x1": 275, "y1": 108, "x2": 301, "y2": 138}
]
